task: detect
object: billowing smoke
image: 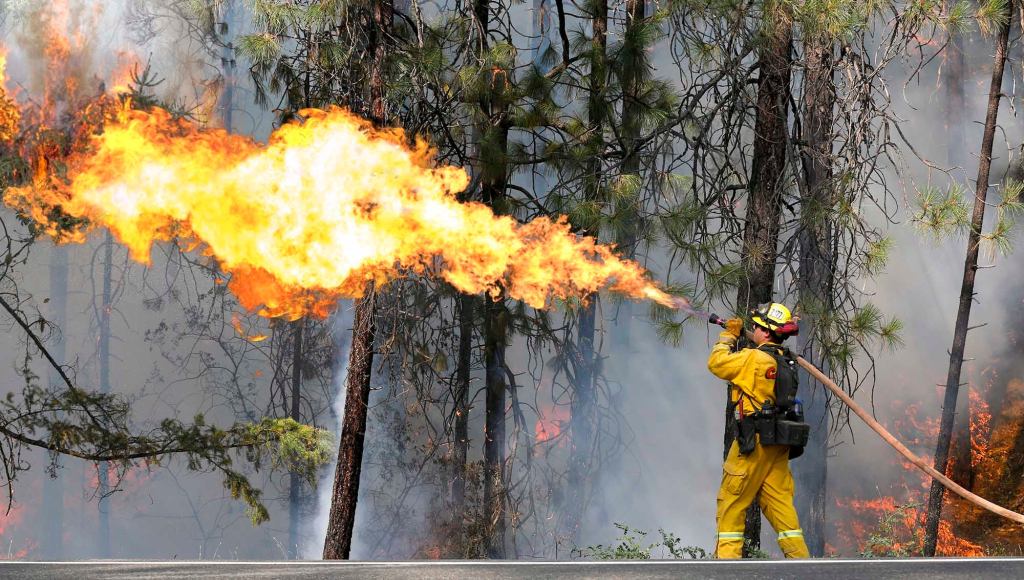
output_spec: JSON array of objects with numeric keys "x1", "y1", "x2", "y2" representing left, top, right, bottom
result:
[{"x1": 302, "y1": 300, "x2": 353, "y2": 559}]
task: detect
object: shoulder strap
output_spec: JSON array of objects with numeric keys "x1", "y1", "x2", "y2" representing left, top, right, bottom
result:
[{"x1": 757, "y1": 343, "x2": 795, "y2": 361}]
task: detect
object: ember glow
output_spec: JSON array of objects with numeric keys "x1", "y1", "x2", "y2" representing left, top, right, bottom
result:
[
  {"x1": 0, "y1": 502, "x2": 33, "y2": 560},
  {"x1": 3, "y1": 101, "x2": 675, "y2": 319},
  {"x1": 535, "y1": 405, "x2": 571, "y2": 444}
]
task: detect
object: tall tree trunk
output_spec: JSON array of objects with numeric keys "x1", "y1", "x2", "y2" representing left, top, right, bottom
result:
[
  {"x1": 923, "y1": 1, "x2": 1013, "y2": 556},
  {"x1": 322, "y1": 285, "x2": 377, "y2": 559},
  {"x1": 562, "y1": 0, "x2": 606, "y2": 546},
  {"x1": 42, "y1": 245, "x2": 68, "y2": 560},
  {"x1": 288, "y1": 319, "x2": 305, "y2": 558},
  {"x1": 451, "y1": 294, "x2": 473, "y2": 537},
  {"x1": 322, "y1": 0, "x2": 391, "y2": 559},
  {"x1": 97, "y1": 232, "x2": 113, "y2": 558},
  {"x1": 480, "y1": 129, "x2": 510, "y2": 560},
  {"x1": 945, "y1": 23, "x2": 974, "y2": 489},
  {"x1": 472, "y1": 0, "x2": 512, "y2": 559},
  {"x1": 565, "y1": 299, "x2": 596, "y2": 543},
  {"x1": 483, "y1": 295, "x2": 508, "y2": 558},
  {"x1": 731, "y1": 7, "x2": 793, "y2": 555},
  {"x1": 611, "y1": 0, "x2": 646, "y2": 348},
  {"x1": 795, "y1": 34, "x2": 835, "y2": 557}
]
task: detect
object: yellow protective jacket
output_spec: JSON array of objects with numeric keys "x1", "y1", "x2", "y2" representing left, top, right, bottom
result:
[
  {"x1": 707, "y1": 330, "x2": 781, "y2": 415},
  {"x1": 707, "y1": 329, "x2": 809, "y2": 559}
]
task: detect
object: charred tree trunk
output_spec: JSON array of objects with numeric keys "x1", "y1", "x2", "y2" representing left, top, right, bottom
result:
[
  {"x1": 322, "y1": 284, "x2": 377, "y2": 559},
  {"x1": 923, "y1": 1, "x2": 1013, "y2": 556},
  {"x1": 451, "y1": 294, "x2": 473, "y2": 531},
  {"x1": 219, "y1": 3, "x2": 236, "y2": 133},
  {"x1": 736, "y1": 24, "x2": 792, "y2": 311},
  {"x1": 322, "y1": 0, "x2": 391, "y2": 560},
  {"x1": 731, "y1": 8, "x2": 793, "y2": 555},
  {"x1": 483, "y1": 295, "x2": 508, "y2": 558},
  {"x1": 97, "y1": 231, "x2": 113, "y2": 558},
  {"x1": 795, "y1": 34, "x2": 836, "y2": 557},
  {"x1": 42, "y1": 245, "x2": 68, "y2": 560},
  {"x1": 480, "y1": 126, "x2": 510, "y2": 560},
  {"x1": 562, "y1": 0, "x2": 606, "y2": 546},
  {"x1": 288, "y1": 319, "x2": 305, "y2": 558},
  {"x1": 565, "y1": 298, "x2": 597, "y2": 542}
]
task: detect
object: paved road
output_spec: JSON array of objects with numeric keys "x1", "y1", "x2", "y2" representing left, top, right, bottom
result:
[{"x1": 3, "y1": 559, "x2": 1024, "y2": 579}]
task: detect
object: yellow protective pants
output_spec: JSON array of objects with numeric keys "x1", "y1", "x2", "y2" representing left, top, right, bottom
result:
[{"x1": 715, "y1": 439, "x2": 810, "y2": 558}]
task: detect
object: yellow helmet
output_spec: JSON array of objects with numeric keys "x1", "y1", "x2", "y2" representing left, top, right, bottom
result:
[{"x1": 751, "y1": 302, "x2": 796, "y2": 335}]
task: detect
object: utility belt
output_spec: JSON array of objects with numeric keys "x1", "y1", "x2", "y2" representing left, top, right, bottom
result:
[{"x1": 734, "y1": 403, "x2": 810, "y2": 459}]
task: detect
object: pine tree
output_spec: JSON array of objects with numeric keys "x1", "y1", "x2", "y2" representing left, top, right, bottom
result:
[
  {"x1": 561, "y1": 0, "x2": 608, "y2": 546},
  {"x1": 923, "y1": 0, "x2": 1014, "y2": 556},
  {"x1": 731, "y1": 1, "x2": 794, "y2": 554},
  {"x1": 323, "y1": 0, "x2": 392, "y2": 558},
  {"x1": 794, "y1": 26, "x2": 836, "y2": 558}
]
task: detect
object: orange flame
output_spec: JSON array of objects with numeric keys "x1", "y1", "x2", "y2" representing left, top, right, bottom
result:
[
  {"x1": 833, "y1": 382, "x2": 997, "y2": 557},
  {"x1": 0, "y1": 500, "x2": 34, "y2": 559},
  {"x1": 4, "y1": 103, "x2": 673, "y2": 318},
  {"x1": 107, "y1": 51, "x2": 143, "y2": 96},
  {"x1": 968, "y1": 388, "x2": 991, "y2": 469},
  {"x1": 833, "y1": 496, "x2": 984, "y2": 557},
  {"x1": 0, "y1": 50, "x2": 18, "y2": 143},
  {"x1": 231, "y1": 313, "x2": 268, "y2": 342}
]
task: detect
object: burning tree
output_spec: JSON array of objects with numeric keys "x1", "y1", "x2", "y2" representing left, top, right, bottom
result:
[
  {"x1": 0, "y1": 11, "x2": 333, "y2": 546},
  {"x1": 920, "y1": 0, "x2": 1018, "y2": 556}
]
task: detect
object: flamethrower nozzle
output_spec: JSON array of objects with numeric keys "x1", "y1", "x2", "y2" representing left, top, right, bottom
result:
[{"x1": 708, "y1": 313, "x2": 727, "y2": 328}]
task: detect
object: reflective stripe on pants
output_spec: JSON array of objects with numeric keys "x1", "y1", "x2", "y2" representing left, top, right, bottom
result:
[
  {"x1": 717, "y1": 532, "x2": 745, "y2": 540},
  {"x1": 715, "y1": 440, "x2": 810, "y2": 559}
]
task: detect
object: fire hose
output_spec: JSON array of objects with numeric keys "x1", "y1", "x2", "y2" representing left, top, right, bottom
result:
[{"x1": 674, "y1": 299, "x2": 1024, "y2": 525}]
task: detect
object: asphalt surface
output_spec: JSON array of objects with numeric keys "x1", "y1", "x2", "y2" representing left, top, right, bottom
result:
[{"x1": 2, "y1": 559, "x2": 1024, "y2": 579}]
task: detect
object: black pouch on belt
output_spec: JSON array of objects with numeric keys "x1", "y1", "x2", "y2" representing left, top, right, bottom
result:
[
  {"x1": 737, "y1": 416, "x2": 757, "y2": 455},
  {"x1": 775, "y1": 420, "x2": 810, "y2": 447},
  {"x1": 755, "y1": 413, "x2": 778, "y2": 445}
]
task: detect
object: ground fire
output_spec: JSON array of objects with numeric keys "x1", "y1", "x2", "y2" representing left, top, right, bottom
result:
[{"x1": 831, "y1": 391, "x2": 988, "y2": 556}]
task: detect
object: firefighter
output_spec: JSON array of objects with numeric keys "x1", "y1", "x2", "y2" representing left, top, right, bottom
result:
[{"x1": 708, "y1": 302, "x2": 810, "y2": 559}]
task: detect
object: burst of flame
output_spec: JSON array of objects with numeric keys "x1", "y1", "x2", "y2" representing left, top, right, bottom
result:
[{"x1": 5, "y1": 103, "x2": 674, "y2": 319}]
